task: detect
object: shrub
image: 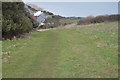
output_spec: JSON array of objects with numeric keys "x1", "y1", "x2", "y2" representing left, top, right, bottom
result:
[
  {"x1": 43, "y1": 17, "x2": 61, "y2": 28},
  {"x1": 2, "y1": 2, "x2": 33, "y2": 39},
  {"x1": 77, "y1": 14, "x2": 120, "y2": 25}
]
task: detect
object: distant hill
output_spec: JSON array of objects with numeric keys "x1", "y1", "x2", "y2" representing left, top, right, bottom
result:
[
  {"x1": 24, "y1": 3, "x2": 83, "y2": 29},
  {"x1": 26, "y1": 4, "x2": 44, "y2": 11},
  {"x1": 25, "y1": 3, "x2": 55, "y2": 17},
  {"x1": 25, "y1": 3, "x2": 83, "y2": 20}
]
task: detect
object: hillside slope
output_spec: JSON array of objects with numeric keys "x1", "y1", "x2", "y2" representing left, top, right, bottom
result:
[{"x1": 3, "y1": 22, "x2": 118, "y2": 78}]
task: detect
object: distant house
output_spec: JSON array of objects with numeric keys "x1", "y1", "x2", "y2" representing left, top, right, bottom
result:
[{"x1": 33, "y1": 11, "x2": 45, "y2": 24}]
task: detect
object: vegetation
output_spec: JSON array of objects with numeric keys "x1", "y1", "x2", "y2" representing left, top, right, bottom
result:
[
  {"x1": 41, "y1": 15, "x2": 80, "y2": 29},
  {"x1": 60, "y1": 19, "x2": 79, "y2": 25},
  {"x1": 3, "y1": 22, "x2": 118, "y2": 78},
  {"x1": 43, "y1": 16, "x2": 62, "y2": 28},
  {"x1": 2, "y1": 2, "x2": 81, "y2": 39},
  {"x1": 77, "y1": 14, "x2": 119, "y2": 25},
  {"x1": 27, "y1": 5, "x2": 38, "y2": 12},
  {"x1": 44, "y1": 11, "x2": 54, "y2": 16},
  {"x1": 2, "y1": 2, "x2": 38, "y2": 40}
]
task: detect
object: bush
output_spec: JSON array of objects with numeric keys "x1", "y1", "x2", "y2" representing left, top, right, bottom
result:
[
  {"x1": 43, "y1": 17, "x2": 61, "y2": 29},
  {"x1": 30, "y1": 18, "x2": 39, "y2": 28},
  {"x1": 2, "y1": 2, "x2": 33, "y2": 39},
  {"x1": 77, "y1": 14, "x2": 120, "y2": 25}
]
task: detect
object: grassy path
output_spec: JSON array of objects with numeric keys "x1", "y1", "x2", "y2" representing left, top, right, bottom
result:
[{"x1": 2, "y1": 22, "x2": 118, "y2": 78}]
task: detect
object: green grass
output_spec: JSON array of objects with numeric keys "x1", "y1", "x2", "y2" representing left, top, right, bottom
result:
[
  {"x1": 60, "y1": 19, "x2": 79, "y2": 24},
  {"x1": 2, "y1": 22, "x2": 118, "y2": 78}
]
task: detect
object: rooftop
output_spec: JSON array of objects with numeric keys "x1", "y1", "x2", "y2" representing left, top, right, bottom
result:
[{"x1": 34, "y1": 11, "x2": 43, "y2": 16}]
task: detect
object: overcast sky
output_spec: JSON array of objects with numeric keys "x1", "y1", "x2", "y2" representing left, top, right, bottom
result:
[{"x1": 23, "y1": 1, "x2": 118, "y2": 17}]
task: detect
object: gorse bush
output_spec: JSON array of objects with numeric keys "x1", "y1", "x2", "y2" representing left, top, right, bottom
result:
[
  {"x1": 2, "y1": 2, "x2": 34, "y2": 40},
  {"x1": 77, "y1": 14, "x2": 120, "y2": 25}
]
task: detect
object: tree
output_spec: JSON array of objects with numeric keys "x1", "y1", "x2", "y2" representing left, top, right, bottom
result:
[{"x1": 2, "y1": 2, "x2": 33, "y2": 39}]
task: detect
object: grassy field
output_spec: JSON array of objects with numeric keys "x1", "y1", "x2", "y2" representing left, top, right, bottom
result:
[
  {"x1": 60, "y1": 19, "x2": 79, "y2": 24},
  {"x1": 2, "y1": 22, "x2": 118, "y2": 78}
]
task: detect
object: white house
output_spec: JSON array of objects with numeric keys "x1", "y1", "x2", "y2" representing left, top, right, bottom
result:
[{"x1": 33, "y1": 11, "x2": 45, "y2": 25}]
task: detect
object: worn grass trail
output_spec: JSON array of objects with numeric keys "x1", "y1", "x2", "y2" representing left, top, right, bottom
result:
[{"x1": 2, "y1": 22, "x2": 118, "y2": 78}]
